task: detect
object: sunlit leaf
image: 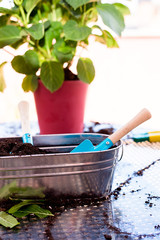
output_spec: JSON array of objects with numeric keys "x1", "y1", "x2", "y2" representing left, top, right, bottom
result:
[
  {"x1": 0, "y1": 211, "x2": 19, "y2": 228},
  {"x1": 96, "y1": 3, "x2": 125, "y2": 36},
  {"x1": 77, "y1": 57, "x2": 95, "y2": 84},
  {"x1": 113, "y1": 3, "x2": 130, "y2": 16},
  {"x1": 63, "y1": 20, "x2": 91, "y2": 41},
  {"x1": 22, "y1": 75, "x2": 38, "y2": 92},
  {"x1": 0, "y1": 61, "x2": 7, "y2": 92}
]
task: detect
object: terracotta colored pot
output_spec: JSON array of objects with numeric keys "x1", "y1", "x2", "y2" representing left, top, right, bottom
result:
[{"x1": 34, "y1": 80, "x2": 88, "y2": 134}]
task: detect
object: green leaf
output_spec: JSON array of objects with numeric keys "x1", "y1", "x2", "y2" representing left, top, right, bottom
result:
[
  {"x1": 8, "y1": 200, "x2": 40, "y2": 214},
  {"x1": 0, "y1": 15, "x2": 9, "y2": 27},
  {"x1": 63, "y1": 20, "x2": 91, "y2": 41},
  {"x1": 92, "y1": 25, "x2": 119, "y2": 48},
  {"x1": 103, "y1": 30, "x2": 119, "y2": 48},
  {"x1": 113, "y1": 3, "x2": 130, "y2": 16},
  {"x1": 0, "y1": 211, "x2": 19, "y2": 228},
  {"x1": 45, "y1": 22, "x2": 63, "y2": 50},
  {"x1": 53, "y1": 39, "x2": 75, "y2": 64},
  {"x1": 24, "y1": 0, "x2": 41, "y2": 16},
  {"x1": 0, "y1": 181, "x2": 17, "y2": 199},
  {"x1": 0, "y1": 25, "x2": 22, "y2": 48},
  {"x1": 11, "y1": 50, "x2": 39, "y2": 75},
  {"x1": 54, "y1": 46, "x2": 74, "y2": 64},
  {"x1": 0, "y1": 7, "x2": 18, "y2": 15},
  {"x1": 9, "y1": 186, "x2": 45, "y2": 199},
  {"x1": 0, "y1": 61, "x2": 7, "y2": 92},
  {"x1": 94, "y1": 28, "x2": 119, "y2": 48},
  {"x1": 77, "y1": 57, "x2": 95, "y2": 84},
  {"x1": 65, "y1": 0, "x2": 90, "y2": 10},
  {"x1": 11, "y1": 39, "x2": 25, "y2": 50},
  {"x1": 96, "y1": 3, "x2": 125, "y2": 36},
  {"x1": 26, "y1": 23, "x2": 44, "y2": 40},
  {"x1": 22, "y1": 75, "x2": 38, "y2": 92},
  {"x1": 40, "y1": 61, "x2": 64, "y2": 92},
  {"x1": 13, "y1": 204, "x2": 53, "y2": 219}
]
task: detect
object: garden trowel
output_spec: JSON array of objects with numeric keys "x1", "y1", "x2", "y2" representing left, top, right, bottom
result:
[
  {"x1": 71, "y1": 108, "x2": 151, "y2": 153},
  {"x1": 18, "y1": 101, "x2": 33, "y2": 144}
]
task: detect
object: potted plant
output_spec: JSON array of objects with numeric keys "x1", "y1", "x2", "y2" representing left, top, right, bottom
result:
[{"x1": 0, "y1": 0, "x2": 130, "y2": 134}]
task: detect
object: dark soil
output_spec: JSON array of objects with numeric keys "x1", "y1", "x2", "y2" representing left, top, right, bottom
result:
[
  {"x1": 44, "y1": 191, "x2": 106, "y2": 210},
  {"x1": 64, "y1": 68, "x2": 79, "y2": 81},
  {"x1": 84, "y1": 121, "x2": 114, "y2": 135},
  {"x1": 0, "y1": 139, "x2": 46, "y2": 156},
  {"x1": 0, "y1": 122, "x2": 114, "y2": 157}
]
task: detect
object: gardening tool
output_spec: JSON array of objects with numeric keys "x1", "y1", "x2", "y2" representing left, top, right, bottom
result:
[
  {"x1": 71, "y1": 108, "x2": 152, "y2": 153},
  {"x1": 18, "y1": 101, "x2": 33, "y2": 144},
  {"x1": 132, "y1": 131, "x2": 160, "y2": 142}
]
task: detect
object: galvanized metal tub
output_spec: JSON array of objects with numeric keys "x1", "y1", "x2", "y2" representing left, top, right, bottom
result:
[{"x1": 0, "y1": 133, "x2": 122, "y2": 199}]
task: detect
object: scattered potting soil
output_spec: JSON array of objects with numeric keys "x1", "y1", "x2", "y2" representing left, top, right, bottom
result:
[
  {"x1": 44, "y1": 191, "x2": 106, "y2": 210},
  {"x1": 104, "y1": 234, "x2": 112, "y2": 240},
  {"x1": 0, "y1": 124, "x2": 160, "y2": 239},
  {"x1": 110, "y1": 158, "x2": 160, "y2": 200},
  {"x1": 0, "y1": 138, "x2": 47, "y2": 156},
  {"x1": 84, "y1": 121, "x2": 114, "y2": 135}
]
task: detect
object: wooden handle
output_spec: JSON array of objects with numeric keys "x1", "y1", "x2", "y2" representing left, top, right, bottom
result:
[
  {"x1": 18, "y1": 101, "x2": 30, "y2": 134},
  {"x1": 109, "y1": 108, "x2": 152, "y2": 144}
]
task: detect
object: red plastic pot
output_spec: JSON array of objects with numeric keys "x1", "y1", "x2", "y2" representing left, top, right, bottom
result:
[{"x1": 34, "y1": 80, "x2": 88, "y2": 134}]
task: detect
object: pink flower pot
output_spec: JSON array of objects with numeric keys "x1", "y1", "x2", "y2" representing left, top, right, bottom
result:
[{"x1": 34, "y1": 80, "x2": 88, "y2": 134}]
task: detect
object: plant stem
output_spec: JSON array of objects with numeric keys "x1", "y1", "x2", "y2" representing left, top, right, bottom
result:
[
  {"x1": 37, "y1": 9, "x2": 42, "y2": 21},
  {"x1": 81, "y1": 7, "x2": 95, "y2": 25},
  {"x1": 37, "y1": 46, "x2": 51, "y2": 59},
  {"x1": 2, "y1": 48, "x2": 15, "y2": 57},
  {"x1": 19, "y1": 5, "x2": 27, "y2": 27}
]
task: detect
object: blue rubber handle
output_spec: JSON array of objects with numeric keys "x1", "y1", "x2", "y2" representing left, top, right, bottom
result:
[
  {"x1": 94, "y1": 138, "x2": 113, "y2": 151},
  {"x1": 22, "y1": 133, "x2": 33, "y2": 144}
]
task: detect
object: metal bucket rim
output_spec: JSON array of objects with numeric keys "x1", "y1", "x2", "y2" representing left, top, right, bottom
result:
[{"x1": 0, "y1": 133, "x2": 122, "y2": 157}]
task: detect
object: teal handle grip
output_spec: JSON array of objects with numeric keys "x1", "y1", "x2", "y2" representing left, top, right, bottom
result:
[
  {"x1": 22, "y1": 133, "x2": 33, "y2": 144},
  {"x1": 132, "y1": 133, "x2": 149, "y2": 142},
  {"x1": 94, "y1": 138, "x2": 113, "y2": 151}
]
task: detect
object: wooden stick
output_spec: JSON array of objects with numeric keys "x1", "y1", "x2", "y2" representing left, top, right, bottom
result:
[
  {"x1": 18, "y1": 101, "x2": 30, "y2": 135},
  {"x1": 109, "y1": 108, "x2": 152, "y2": 144}
]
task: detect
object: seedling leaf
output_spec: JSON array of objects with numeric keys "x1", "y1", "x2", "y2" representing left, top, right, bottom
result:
[
  {"x1": 0, "y1": 211, "x2": 19, "y2": 228},
  {"x1": 13, "y1": 204, "x2": 53, "y2": 219},
  {"x1": 0, "y1": 181, "x2": 17, "y2": 199},
  {"x1": 8, "y1": 200, "x2": 40, "y2": 214}
]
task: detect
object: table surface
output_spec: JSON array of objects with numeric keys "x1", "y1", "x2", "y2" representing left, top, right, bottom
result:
[{"x1": 0, "y1": 122, "x2": 160, "y2": 240}]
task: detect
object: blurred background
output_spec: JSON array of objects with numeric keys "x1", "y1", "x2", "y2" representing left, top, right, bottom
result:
[{"x1": 0, "y1": 0, "x2": 160, "y2": 130}]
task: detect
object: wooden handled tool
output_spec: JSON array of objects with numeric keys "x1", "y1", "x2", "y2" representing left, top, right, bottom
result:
[{"x1": 71, "y1": 108, "x2": 152, "y2": 153}]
